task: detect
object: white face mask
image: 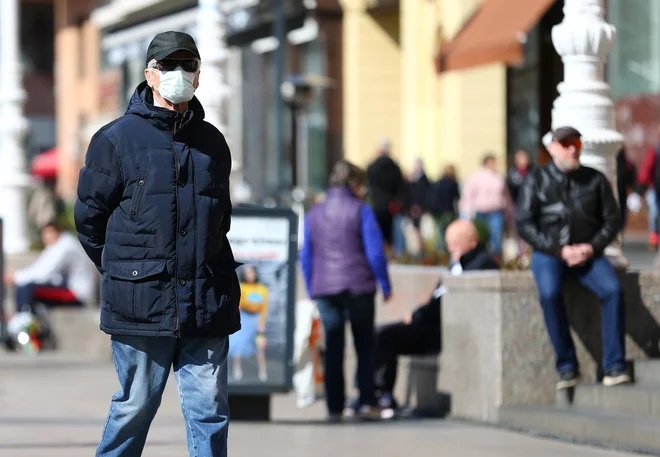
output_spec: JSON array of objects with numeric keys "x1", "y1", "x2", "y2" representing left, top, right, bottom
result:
[{"x1": 155, "y1": 68, "x2": 196, "y2": 104}]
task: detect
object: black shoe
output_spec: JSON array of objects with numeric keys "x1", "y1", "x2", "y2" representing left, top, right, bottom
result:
[
  {"x1": 603, "y1": 369, "x2": 631, "y2": 387},
  {"x1": 557, "y1": 370, "x2": 578, "y2": 390}
]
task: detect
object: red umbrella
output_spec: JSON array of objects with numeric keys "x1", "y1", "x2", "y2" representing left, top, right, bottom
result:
[{"x1": 31, "y1": 148, "x2": 58, "y2": 178}]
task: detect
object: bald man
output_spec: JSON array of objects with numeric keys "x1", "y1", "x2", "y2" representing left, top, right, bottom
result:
[{"x1": 372, "y1": 219, "x2": 498, "y2": 414}]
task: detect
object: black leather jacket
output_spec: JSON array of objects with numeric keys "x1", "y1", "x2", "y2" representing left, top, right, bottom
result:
[{"x1": 515, "y1": 161, "x2": 620, "y2": 257}]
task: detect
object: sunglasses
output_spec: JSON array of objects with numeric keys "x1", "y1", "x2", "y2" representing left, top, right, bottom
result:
[
  {"x1": 558, "y1": 139, "x2": 582, "y2": 149},
  {"x1": 152, "y1": 58, "x2": 200, "y2": 73}
]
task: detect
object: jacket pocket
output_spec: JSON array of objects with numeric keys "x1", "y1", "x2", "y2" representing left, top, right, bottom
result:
[
  {"x1": 129, "y1": 171, "x2": 149, "y2": 221},
  {"x1": 104, "y1": 260, "x2": 167, "y2": 325},
  {"x1": 203, "y1": 262, "x2": 242, "y2": 324}
]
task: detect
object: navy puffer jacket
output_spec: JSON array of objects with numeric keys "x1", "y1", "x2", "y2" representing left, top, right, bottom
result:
[{"x1": 74, "y1": 82, "x2": 241, "y2": 338}]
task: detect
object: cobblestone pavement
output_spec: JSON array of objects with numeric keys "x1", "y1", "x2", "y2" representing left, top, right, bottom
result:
[{"x1": 0, "y1": 353, "x2": 641, "y2": 457}]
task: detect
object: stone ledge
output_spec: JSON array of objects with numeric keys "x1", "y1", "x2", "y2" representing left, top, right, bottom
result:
[
  {"x1": 439, "y1": 268, "x2": 660, "y2": 423},
  {"x1": 444, "y1": 269, "x2": 660, "y2": 292}
]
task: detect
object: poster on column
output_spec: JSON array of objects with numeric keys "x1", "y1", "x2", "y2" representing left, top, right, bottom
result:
[{"x1": 226, "y1": 206, "x2": 298, "y2": 394}]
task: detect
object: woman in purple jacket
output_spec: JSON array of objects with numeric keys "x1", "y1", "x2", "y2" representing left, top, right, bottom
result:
[{"x1": 301, "y1": 160, "x2": 392, "y2": 422}]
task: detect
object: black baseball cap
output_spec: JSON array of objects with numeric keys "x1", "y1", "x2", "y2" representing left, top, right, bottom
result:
[
  {"x1": 552, "y1": 126, "x2": 582, "y2": 142},
  {"x1": 145, "y1": 31, "x2": 200, "y2": 65}
]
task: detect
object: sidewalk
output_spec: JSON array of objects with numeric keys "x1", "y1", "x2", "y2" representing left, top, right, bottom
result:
[{"x1": 0, "y1": 352, "x2": 641, "y2": 457}]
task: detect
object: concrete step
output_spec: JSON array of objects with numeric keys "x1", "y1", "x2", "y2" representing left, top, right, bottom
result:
[
  {"x1": 571, "y1": 383, "x2": 660, "y2": 418},
  {"x1": 499, "y1": 405, "x2": 660, "y2": 455},
  {"x1": 634, "y1": 360, "x2": 660, "y2": 386}
]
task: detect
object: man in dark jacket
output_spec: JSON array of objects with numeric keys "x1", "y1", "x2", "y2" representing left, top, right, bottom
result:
[
  {"x1": 516, "y1": 126, "x2": 629, "y2": 391},
  {"x1": 374, "y1": 219, "x2": 498, "y2": 411},
  {"x1": 74, "y1": 32, "x2": 240, "y2": 457},
  {"x1": 506, "y1": 149, "x2": 533, "y2": 205},
  {"x1": 367, "y1": 140, "x2": 407, "y2": 246}
]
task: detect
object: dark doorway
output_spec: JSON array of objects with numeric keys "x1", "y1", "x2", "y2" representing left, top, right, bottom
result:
[{"x1": 507, "y1": 0, "x2": 563, "y2": 167}]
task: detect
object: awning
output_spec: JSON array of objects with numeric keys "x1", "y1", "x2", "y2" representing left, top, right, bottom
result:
[
  {"x1": 436, "y1": 0, "x2": 555, "y2": 72},
  {"x1": 31, "y1": 148, "x2": 58, "y2": 179}
]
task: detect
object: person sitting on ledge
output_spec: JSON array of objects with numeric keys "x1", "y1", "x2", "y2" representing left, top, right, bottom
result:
[
  {"x1": 4, "y1": 221, "x2": 96, "y2": 313},
  {"x1": 372, "y1": 219, "x2": 498, "y2": 414},
  {"x1": 516, "y1": 126, "x2": 630, "y2": 390}
]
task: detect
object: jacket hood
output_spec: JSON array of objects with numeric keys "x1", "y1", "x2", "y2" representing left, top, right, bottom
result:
[{"x1": 125, "y1": 81, "x2": 205, "y2": 132}]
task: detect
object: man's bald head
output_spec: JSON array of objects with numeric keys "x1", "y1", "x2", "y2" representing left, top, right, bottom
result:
[{"x1": 445, "y1": 220, "x2": 479, "y2": 261}]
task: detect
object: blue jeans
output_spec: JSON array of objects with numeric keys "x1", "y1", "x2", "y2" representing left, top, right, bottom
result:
[
  {"x1": 391, "y1": 214, "x2": 406, "y2": 256},
  {"x1": 97, "y1": 336, "x2": 229, "y2": 457},
  {"x1": 316, "y1": 293, "x2": 377, "y2": 414},
  {"x1": 646, "y1": 189, "x2": 659, "y2": 234},
  {"x1": 530, "y1": 252, "x2": 625, "y2": 374},
  {"x1": 476, "y1": 211, "x2": 504, "y2": 255}
]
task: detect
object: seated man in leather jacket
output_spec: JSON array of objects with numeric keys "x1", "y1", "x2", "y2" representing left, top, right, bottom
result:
[
  {"x1": 373, "y1": 220, "x2": 498, "y2": 412},
  {"x1": 516, "y1": 126, "x2": 630, "y2": 390}
]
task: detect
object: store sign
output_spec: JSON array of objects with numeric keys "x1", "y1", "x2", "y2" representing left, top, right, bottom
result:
[{"x1": 222, "y1": 0, "x2": 307, "y2": 47}]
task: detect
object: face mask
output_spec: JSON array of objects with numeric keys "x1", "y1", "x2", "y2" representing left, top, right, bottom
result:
[{"x1": 155, "y1": 68, "x2": 196, "y2": 104}]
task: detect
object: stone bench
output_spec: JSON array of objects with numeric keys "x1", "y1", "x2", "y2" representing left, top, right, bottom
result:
[{"x1": 438, "y1": 269, "x2": 660, "y2": 422}]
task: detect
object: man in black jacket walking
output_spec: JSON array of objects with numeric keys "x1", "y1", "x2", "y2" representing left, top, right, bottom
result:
[{"x1": 516, "y1": 126, "x2": 629, "y2": 390}]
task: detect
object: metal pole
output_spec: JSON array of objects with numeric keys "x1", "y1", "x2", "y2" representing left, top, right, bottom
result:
[
  {"x1": 296, "y1": 108, "x2": 308, "y2": 190},
  {"x1": 273, "y1": 0, "x2": 286, "y2": 194}
]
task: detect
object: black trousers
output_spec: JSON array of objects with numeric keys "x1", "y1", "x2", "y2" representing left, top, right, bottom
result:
[
  {"x1": 374, "y1": 211, "x2": 394, "y2": 245},
  {"x1": 374, "y1": 321, "x2": 434, "y2": 394}
]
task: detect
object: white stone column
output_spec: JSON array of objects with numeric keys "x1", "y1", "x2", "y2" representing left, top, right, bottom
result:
[
  {"x1": 196, "y1": 0, "x2": 251, "y2": 204},
  {"x1": 196, "y1": 0, "x2": 230, "y2": 133},
  {"x1": 0, "y1": 0, "x2": 30, "y2": 255},
  {"x1": 545, "y1": 0, "x2": 627, "y2": 268}
]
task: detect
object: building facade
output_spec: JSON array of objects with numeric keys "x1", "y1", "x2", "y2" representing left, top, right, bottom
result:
[
  {"x1": 341, "y1": 0, "x2": 562, "y2": 179},
  {"x1": 224, "y1": 0, "x2": 343, "y2": 200}
]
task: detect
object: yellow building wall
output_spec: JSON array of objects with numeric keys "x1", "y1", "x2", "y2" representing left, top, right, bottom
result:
[
  {"x1": 342, "y1": 0, "x2": 402, "y2": 168},
  {"x1": 342, "y1": 0, "x2": 508, "y2": 180},
  {"x1": 399, "y1": 0, "x2": 442, "y2": 177},
  {"x1": 440, "y1": 64, "x2": 507, "y2": 180}
]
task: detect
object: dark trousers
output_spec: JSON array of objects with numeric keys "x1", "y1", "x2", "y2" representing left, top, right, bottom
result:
[
  {"x1": 316, "y1": 293, "x2": 377, "y2": 414},
  {"x1": 530, "y1": 252, "x2": 626, "y2": 373},
  {"x1": 15, "y1": 282, "x2": 78, "y2": 313},
  {"x1": 375, "y1": 321, "x2": 431, "y2": 394},
  {"x1": 374, "y1": 211, "x2": 393, "y2": 245}
]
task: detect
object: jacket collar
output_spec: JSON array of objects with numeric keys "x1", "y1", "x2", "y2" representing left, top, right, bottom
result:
[
  {"x1": 459, "y1": 243, "x2": 488, "y2": 268},
  {"x1": 125, "y1": 81, "x2": 205, "y2": 134}
]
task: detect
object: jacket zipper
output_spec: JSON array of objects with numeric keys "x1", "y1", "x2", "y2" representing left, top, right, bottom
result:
[{"x1": 173, "y1": 136, "x2": 181, "y2": 338}]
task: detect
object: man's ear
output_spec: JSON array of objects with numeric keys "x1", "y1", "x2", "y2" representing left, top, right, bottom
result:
[{"x1": 145, "y1": 68, "x2": 154, "y2": 88}]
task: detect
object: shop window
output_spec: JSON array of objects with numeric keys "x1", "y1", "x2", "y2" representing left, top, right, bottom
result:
[{"x1": 608, "y1": 0, "x2": 660, "y2": 98}]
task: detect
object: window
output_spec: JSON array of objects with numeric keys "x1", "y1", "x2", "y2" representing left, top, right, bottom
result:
[{"x1": 608, "y1": 0, "x2": 660, "y2": 98}]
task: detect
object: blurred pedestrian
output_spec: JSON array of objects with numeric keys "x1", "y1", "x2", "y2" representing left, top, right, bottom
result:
[
  {"x1": 506, "y1": 149, "x2": 533, "y2": 206},
  {"x1": 367, "y1": 139, "x2": 407, "y2": 250},
  {"x1": 634, "y1": 129, "x2": 660, "y2": 250},
  {"x1": 516, "y1": 126, "x2": 628, "y2": 390},
  {"x1": 459, "y1": 153, "x2": 509, "y2": 257},
  {"x1": 616, "y1": 146, "x2": 636, "y2": 233},
  {"x1": 301, "y1": 159, "x2": 392, "y2": 422},
  {"x1": 428, "y1": 164, "x2": 460, "y2": 251},
  {"x1": 75, "y1": 32, "x2": 239, "y2": 457},
  {"x1": 406, "y1": 158, "x2": 431, "y2": 228},
  {"x1": 4, "y1": 221, "x2": 96, "y2": 312}
]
